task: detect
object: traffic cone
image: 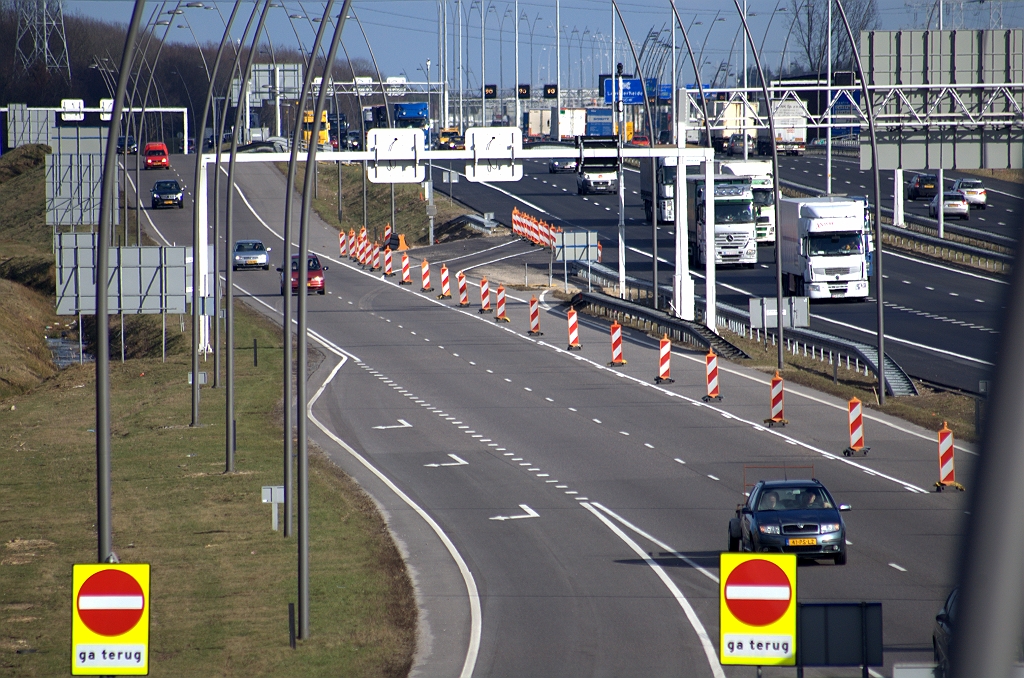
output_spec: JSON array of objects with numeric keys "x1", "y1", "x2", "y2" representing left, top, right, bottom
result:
[
  {"x1": 384, "y1": 222, "x2": 393, "y2": 243},
  {"x1": 935, "y1": 422, "x2": 964, "y2": 491},
  {"x1": 399, "y1": 252, "x2": 412, "y2": 284},
  {"x1": 655, "y1": 334, "x2": 673, "y2": 383},
  {"x1": 383, "y1": 246, "x2": 395, "y2": 277},
  {"x1": 479, "y1": 277, "x2": 492, "y2": 313},
  {"x1": 437, "y1": 264, "x2": 452, "y2": 299},
  {"x1": 420, "y1": 259, "x2": 433, "y2": 292},
  {"x1": 597, "y1": 241, "x2": 603, "y2": 264},
  {"x1": 843, "y1": 397, "x2": 868, "y2": 456},
  {"x1": 495, "y1": 285, "x2": 509, "y2": 322},
  {"x1": 357, "y1": 237, "x2": 367, "y2": 266},
  {"x1": 371, "y1": 243, "x2": 381, "y2": 271},
  {"x1": 397, "y1": 234, "x2": 409, "y2": 251},
  {"x1": 339, "y1": 230, "x2": 347, "y2": 257},
  {"x1": 764, "y1": 371, "x2": 787, "y2": 426},
  {"x1": 567, "y1": 309, "x2": 581, "y2": 350},
  {"x1": 702, "y1": 348, "x2": 722, "y2": 402},
  {"x1": 347, "y1": 229, "x2": 356, "y2": 259},
  {"x1": 528, "y1": 295, "x2": 542, "y2": 335},
  {"x1": 609, "y1": 321, "x2": 626, "y2": 366},
  {"x1": 457, "y1": 271, "x2": 469, "y2": 306}
]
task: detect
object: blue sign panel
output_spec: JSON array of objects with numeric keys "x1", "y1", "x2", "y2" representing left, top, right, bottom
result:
[
  {"x1": 604, "y1": 78, "x2": 645, "y2": 105},
  {"x1": 658, "y1": 83, "x2": 673, "y2": 101}
]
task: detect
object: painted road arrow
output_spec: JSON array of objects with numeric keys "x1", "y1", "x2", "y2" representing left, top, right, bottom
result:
[
  {"x1": 373, "y1": 419, "x2": 412, "y2": 430},
  {"x1": 424, "y1": 454, "x2": 469, "y2": 468},
  {"x1": 489, "y1": 504, "x2": 540, "y2": 521}
]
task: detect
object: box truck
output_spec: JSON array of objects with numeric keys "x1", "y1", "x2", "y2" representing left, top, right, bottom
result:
[
  {"x1": 687, "y1": 176, "x2": 758, "y2": 266},
  {"x1": 551, "y1": 108, "x2": 586, "y2": 140},
  {"x1": 779, "y1": 196, "x2": 870, "y2": 300},
  {"x1": 757, "y1": 100, "x2": 807, "y2": 156}
]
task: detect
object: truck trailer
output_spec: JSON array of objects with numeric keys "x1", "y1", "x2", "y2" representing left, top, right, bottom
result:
[
  {"x1": 779, "y1": 196, "x2": 870, "y2": 300},
  {"x1": 757, "y1": 100, "x2": 807, "y2": 156},
  {"x1": 639, "y1": 156, "x2": 678, "y2": 224},
  {"x1": 687, "y1": 176, "x2": 758, "y2": 266}
]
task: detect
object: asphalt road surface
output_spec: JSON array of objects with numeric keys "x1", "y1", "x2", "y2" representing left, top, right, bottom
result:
[{"x1": 136, "y1": 156, "x2": 974, "y2": 677}]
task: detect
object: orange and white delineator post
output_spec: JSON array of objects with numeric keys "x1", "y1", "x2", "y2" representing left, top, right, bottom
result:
[
  {"x1": 764, "y1": 371, "x2": 788, "y2": 426},
  {"x1": 567, "y1": 309, "x2": 581, "y2": 350},
  {"x1": 479, "y1": 277, "x2": 492, "y2": 313},
  {"x1": 457, "y1": 270, "x2": 469, "y2": 306},
  {"x1": 609, "y1": 321, "x2": 626, "y2": 366},
  {"x1": 528, "y1": 296, "x2": 542, "y2": 335},
  {"x1": 384, "y1": 222, "x2": 393, "y2": 243},
  {"x1": 495, "y1": 285, "x2": 509, "y2": 322},
  {"x1": 935, "y1": 422, "x2": 964, "y2": 491},
  {"x1": 399, "y1": 252, "x2": 412, "y2": 285},
  {"x1": 437, "y1": 264, "x2": 452, "y2": 299},
  {"x1": 383, "y1": 246, "x2": 395, "y2": 276},
  {"x1": 371, "y1": 244, "x2": 381, "y2": 271},
  {"x1": 347, "y1": 229, "x2": 357, "y2": 258},
  {"x1": 702, "y1": 348, "x2": 721, "y2": 402},
  {"x1": 597, "y1": 241, "x2": 603, "y2": 264},
  {"x1": 339, "y1": 231, "x2": 347, "y2": 257},
  {"x1": 655, "y1": 334, "x2": 673, "y2": 383},
  {"x1": 843, "y1": 397, "x2": 868, "y2": 456},
  {"x1": 356, "y1": 237, "x2": 366, "y2": 266},
  {"x1": 420, "y1": 259, "x2": 433, "y2": 292}
]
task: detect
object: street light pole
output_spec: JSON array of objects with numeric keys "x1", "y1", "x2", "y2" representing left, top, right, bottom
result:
[{"x1": 514, "y1": 0, "x2": 520, "y2": 128}]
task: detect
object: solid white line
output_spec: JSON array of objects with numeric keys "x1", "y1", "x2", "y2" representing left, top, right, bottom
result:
[
  {"x1": 884, "y1": 249, "x2": 1008, "y2": 285},
  {"x1": 725, "y1": 585, "x2": 790, "y2": 601},
  {"x1": 889, "y1": 563, "x2": 907, "y2": 572},
  {"x1": 581, "y1": 503, "x2": 726, "y2": 678},
  {"x1": 437, "y1": 239, "x2": 520, "y2": 265},
  {"x1": 78, "y1": 595, "x2": 143, "y2": 610}
]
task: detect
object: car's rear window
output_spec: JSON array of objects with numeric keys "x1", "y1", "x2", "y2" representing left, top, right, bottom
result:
[
  {"x1": 918, "y1": 175, "x2": 937, "y2": 182},
  {"x1": 944, "y1": 192, "x2": 965, "y2": 200},
  {"x1": 959, "y1": 180, "x2": 983, "y2": 188}
]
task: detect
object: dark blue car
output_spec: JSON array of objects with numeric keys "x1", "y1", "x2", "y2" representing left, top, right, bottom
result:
[{"x1": 729, "y1": 479, "x2": 850, "y2": 565}]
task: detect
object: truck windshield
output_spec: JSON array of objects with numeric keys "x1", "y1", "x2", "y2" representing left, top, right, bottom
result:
[
  {"x1": 715, "y1": 202, "x2": 754, "y2": 224},
  {"x1": 660, "y1": 167, "x2": 676, "y2": 185},
  {"x1": 395, "y1": 119, "x2": 426, "y2": 129},
  {"x1": 808, "y1": 233, "x2": 863, "y2": 256},
  {"x1": 753, "y1": 188, "x2": 773, "y2": 208}
]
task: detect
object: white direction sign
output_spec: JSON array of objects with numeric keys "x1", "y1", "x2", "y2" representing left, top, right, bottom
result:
[
  {"x1": 424, "y1": 454, "x2": 468, "y2": 468},
  {"x1": 373, "y1": 419, "x2": 413, "y2": 430},
  {"x1": 367, "y1": 128, "x2": 425, "y2": 184},
  {"x1": 489, "y1": 504, "x2": 540, "y2": 521},
  {"x1": 464, "y1": 127, "x2": 523, "y2": 183}
]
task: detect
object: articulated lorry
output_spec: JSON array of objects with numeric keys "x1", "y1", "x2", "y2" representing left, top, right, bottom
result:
[
  {"x1": 779, "y1": 196, "x2": 870, "y2": 300},
  {"x1": 718, "y1": 159, "x2": 775, "y2": 244},
  {"x1": 639, "y1": 156, "x2": 678, "y2": 224},
  {"x1": 687, "y1": 175, "x2": 758, "y2": 267},
  {"x1": 757, "y1": 100, "x2": 807, "y2": 156}
]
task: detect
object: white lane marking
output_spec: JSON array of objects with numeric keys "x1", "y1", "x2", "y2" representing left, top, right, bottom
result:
[
  {"x1": 592, "y1": 418, "x2": 602, "y2": 424},
  {"x1": 489, "y1": 504, "x2": 540, "y2": 521},
  {"x1": 645, "y1": 443, "x2": 655, "y2": 449},
  {"x1": 582, "y1": 503, "x2": 726, "y2": 678},
  {"x1": 708, "y1": 474, "x2": 720, "y2": 481},
  {"x1": 889, "y1": 563, "x2": 907, "y2": 572},
  {"x1": 674, "y1": 458, "x2": 686, "y2": 465},
  {"x1": 620, "y1": 431, "x2": 630, "y2": 436},
  {"x1": 438, "y1": 239, "x2": 519, "y2": 265},
  {"x1": 885, "y1": 249, "x2": 1008, "y2": 285},
  {"x1": 424, "y1": 454, "x2": 469, "y2": 468}
]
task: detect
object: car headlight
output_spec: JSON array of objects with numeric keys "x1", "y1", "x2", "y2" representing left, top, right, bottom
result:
[
  {"x1": 820, "y1": 523, "x2": 841, "y2": 534},
  {"x1": 759, "y1": 524, "x2": 780, "y2": 535}
]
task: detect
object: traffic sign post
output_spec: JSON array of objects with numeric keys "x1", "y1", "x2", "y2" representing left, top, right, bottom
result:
[
  {"x1": 72, "y1": 563, "x2": 150, "y2": 675},
  {"x1": 720, "y1": 553, "x2": 797, "y2": 666}
]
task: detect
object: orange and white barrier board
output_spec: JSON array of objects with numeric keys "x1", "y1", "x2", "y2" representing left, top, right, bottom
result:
[
  {"x1": 656, "y1": 334, "x2": 673, "y2": 383},
  {"x1": 567, "y1": 309, "x2": 581, "y2": 350},
  {"x1": 479, "y1": 277, "x2": 492, "y2": 313},
  {"x1": 371, "y1": 244, "x2": 381, "y2": 271},
  {"x1": 339, "y1": 231, "x2": 347, "y2": 257},
  {"x1": 765, "y1": 371, "x2": 787, "y2": 426},
  {"x1": 399, "y1": 252, "x2": 412, "y2": 285},
  {"x1": 609, "y1": 322, "x2": 626, "y2": 366},
  {"x1": 495, "y1": 285, "x2": 509, "y2": 322},
  {"x1": 347, "y1": 229, "x2": 356, "y2": 259},
  {"x1": 457, "y1": 271, "x2": 469, "y2": 306},
  {"x1": 528, "y1": 296, "x2": 542, "y2": 335},
  {"x1": 383, "y1": 246, "x2": 394, "y2": 276},
  {"x1": 597, "y1": 241, "x2": 603, "y2": 264},
  {"x1": 843, "y1": 397, "x2": 867, "y2": 456},
  {"x1": 438, "y1": 264, "x2": 452, "y2": 298},
  {"x1": 384, "y1": 222, "x2": 392, "y2": 242},
  {"x1": 357, "y1": 237, "x2": 367, "y2": 265},
  {"x1": 420, "y1": 259, "x2": 433, "y2": 292},
  {"x1": 935, "y1": 422, "x2": 964, "y2": 491},
  {"x1": 702, "y1": 349, "x2": 721, "y2": 401},
  {"x1": 511, "y1": 207, "x2": 561, "y2": 248}
]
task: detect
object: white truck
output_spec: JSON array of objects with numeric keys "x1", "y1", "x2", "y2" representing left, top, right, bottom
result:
[
  {"x1": 718, "y1": 159, "x2": 775, "y2": 244},
  {"x1": 779, "y1": 197, "x2": 870, "y2": 300},
  {"x1": 639, "y1": 156, "x2": 678, "y2": 223},
  {"x1": 550, "y1": 107, "x2": 586, "y2": 140},
  {"x1": 687, "y1": 175, "x2": 758, "y2": 267},
  {"x1": 757, "y1": 100, "x2": 807, "y2": 156}
]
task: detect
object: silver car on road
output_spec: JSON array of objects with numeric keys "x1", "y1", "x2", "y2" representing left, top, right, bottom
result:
[
  {"x1": 929, "y1": 192, "x2": 970, "y2": 221},
  {"x1": 951, "y1": 178, "x2": 988, "y2": 209}
]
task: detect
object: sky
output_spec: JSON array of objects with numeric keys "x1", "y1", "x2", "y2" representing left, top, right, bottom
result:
[{"x1": 65, "y1": 0, "x2": 1024, "y2": 91}]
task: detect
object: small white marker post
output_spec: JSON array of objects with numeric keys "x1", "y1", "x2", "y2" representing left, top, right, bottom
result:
[{"x1": 262, "y1": 485, "x2": 285, "y2": 531}]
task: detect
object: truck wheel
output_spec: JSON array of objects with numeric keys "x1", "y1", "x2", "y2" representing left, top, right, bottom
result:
[
  {"x1": 797, "y1": 275, "x2": 806, "y2": 296},
  {"x1": 728, "y1": 519, "x2": 741, "y2": 552}
]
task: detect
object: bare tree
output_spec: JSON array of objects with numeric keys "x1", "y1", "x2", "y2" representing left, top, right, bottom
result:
[{"x1": 788, "y1": 0, "x2": 878, "y2": 76}]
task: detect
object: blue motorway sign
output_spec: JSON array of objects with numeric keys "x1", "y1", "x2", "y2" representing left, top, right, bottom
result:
[
  {"x1": 604, "y1": 78, "x2": 645, "y2": 105},
  {"x1": 658, "y1": 83, "x2": 673, "y2": 101}
]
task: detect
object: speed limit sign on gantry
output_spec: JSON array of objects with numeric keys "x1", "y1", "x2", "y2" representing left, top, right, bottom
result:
[{"x1": 719, "y1": 553, "x2": 797, "y2": 666}]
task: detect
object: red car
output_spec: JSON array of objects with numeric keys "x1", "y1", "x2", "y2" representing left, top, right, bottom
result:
[
  {"x1": 143, "y1": 142, "x2": 170, "y2": 169},
  {"x1": 278, "y1": 253, "x2": 327, "y2": 295},
  {"x1": 629, "y1": 135, "x2": 651, "y2": 147}
]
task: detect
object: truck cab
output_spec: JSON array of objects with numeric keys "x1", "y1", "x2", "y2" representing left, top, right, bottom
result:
[
  {"x1": 688, "y1": 176, "x2": 758, "y2": 267},
  {"x1": 779, "y1": 197, "x2": 870, "y2": 300}
]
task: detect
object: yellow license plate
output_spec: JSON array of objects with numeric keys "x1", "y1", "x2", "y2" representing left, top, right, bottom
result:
[
  {"x1": 924, "y1": 184, "x2": 934, "y2": 188},
  {"x1": 246, "y1": 259, "x2": 258, "y2": 265},
  {"x1": 788, "y1": 538, "x2": 817, "y2": 546}
]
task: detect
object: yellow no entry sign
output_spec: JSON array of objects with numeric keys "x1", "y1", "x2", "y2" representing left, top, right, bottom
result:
[
  {"x1": 72, "y1": 563, "x2": 150, "y2": 675},
  {"x1": 720, "y1": 553, "x2": 797, "y2": 666}
]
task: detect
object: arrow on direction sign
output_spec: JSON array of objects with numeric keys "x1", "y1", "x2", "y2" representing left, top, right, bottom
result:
[
  {"x1": 489, "y1": 504, "x2": 540, "y2": 521},
  {"x1": 373, "y1": 419, "x2": 412, "y2": 430},
  {"x1": 424, "y1": 454, "x2": 468, "y2": 468}
]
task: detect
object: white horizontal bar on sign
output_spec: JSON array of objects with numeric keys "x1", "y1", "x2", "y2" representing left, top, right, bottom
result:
[
  {"x1": 724, "y1": 585, "x2": 790, "y2": 601},
  {"x1": 78, "y1": 595, "x2": 144, "y2": 610}
]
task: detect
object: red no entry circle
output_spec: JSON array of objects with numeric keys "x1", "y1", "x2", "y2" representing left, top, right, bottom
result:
[
  {"x1": 77, "y1": 569, "x2": 145, "y2": 636},
  {"x1": 724, "y1": 559, "x2": 792, "y2": 626}
]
